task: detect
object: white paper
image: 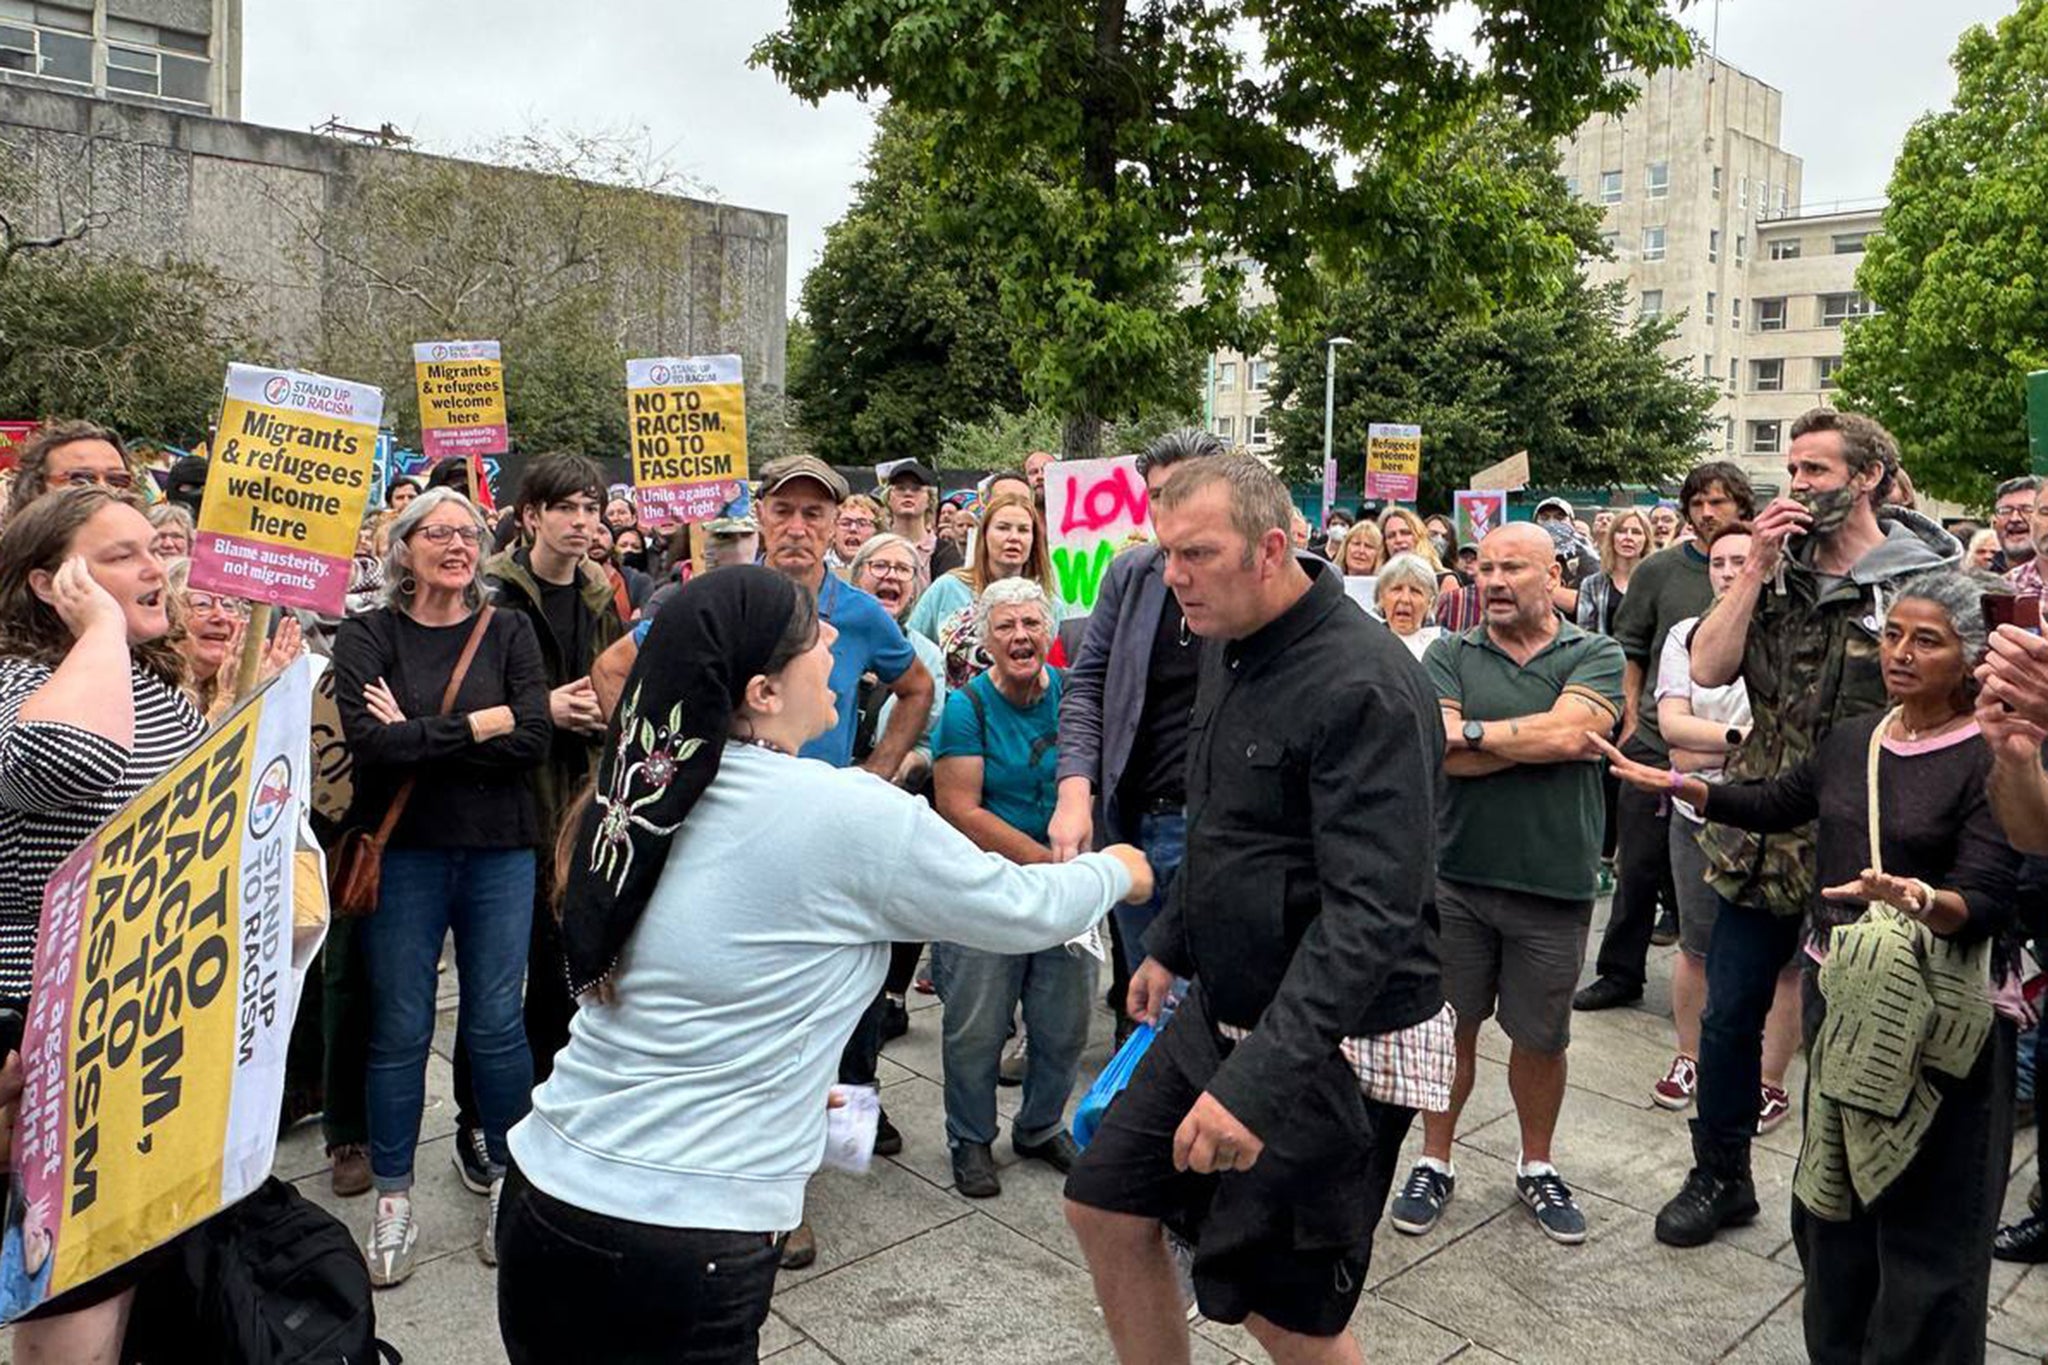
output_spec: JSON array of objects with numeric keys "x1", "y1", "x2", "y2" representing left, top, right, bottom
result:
[
  {"x1": 822, "y1": 1084, "x2": 881, "y2": 1174},
  {"x1": 1065, "y1": 920, "x2": 1109, "y2": 963}
]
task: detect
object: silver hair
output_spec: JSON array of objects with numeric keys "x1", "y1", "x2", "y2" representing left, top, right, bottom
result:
[
  {"x1": 1886, "y1": 568, "x2": 2001, "y2": 663},
  {"x1": 1374, "y1": 552, "x2": 1439, "y2": 606},
  {"x1": 974, "y1": 575, "x2": 1053, "y2": 645},
  {"x1": 382, "y1": 487, "x2": 492, "y2": 611},
  {"x1": 847, "y1": 531, "x2": 927, "y2": 616}
]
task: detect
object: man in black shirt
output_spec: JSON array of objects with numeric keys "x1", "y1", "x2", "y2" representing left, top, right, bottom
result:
[
  {"x1": 1052, "y1": 429, "x2": 1219, "y2": 1009},
  {"x1": 445, "y1": 453, "x2": 625, "y2": 1193},
  {"x1": 1066, "y1": 455, "x2": 1443, "y2": 1364}
]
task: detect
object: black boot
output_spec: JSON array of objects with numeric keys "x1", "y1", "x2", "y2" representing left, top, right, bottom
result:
[{"x1": 1654, "y1": 1123, "x2": 1758, "y2": 1248}]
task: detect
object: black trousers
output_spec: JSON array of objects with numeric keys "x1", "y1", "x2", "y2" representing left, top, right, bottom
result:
[
  {"x1": 496, "y1": 1164, "x2": 783, "y2": 1364},
  {"x1": 1592, "y1": 770, "x2": 1677, "y2": 988},
  {"x1": 320, "y1": 914, "x2": 372, "y2": 1150},
  {"x1": 884, "y1": 942, "x2": 923, "y2": 997},
  {"x1": 1794, "y1": 987, "x2": 2014, "y2": 1365}
]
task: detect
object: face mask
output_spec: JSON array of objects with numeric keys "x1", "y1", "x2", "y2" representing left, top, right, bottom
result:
[
  {"x1": 1796, "y1": 484, "x2": 1861, "y2": 538},
  {"x1": 1429, "y1": 535, "x2": 1451, "y2": 560}
]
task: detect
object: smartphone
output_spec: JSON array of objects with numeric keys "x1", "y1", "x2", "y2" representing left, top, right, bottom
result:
[
  {"x1": 0, "y1": 1006, "x2": 21, "y2": 1060},
  {"x1": 1984, "y1": 594, "x2": 2042, "y2": 637}
]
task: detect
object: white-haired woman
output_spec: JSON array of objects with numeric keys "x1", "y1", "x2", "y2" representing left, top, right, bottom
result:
[
  {"x1": 331, "y1": 487, "x2": 552, "y2": 1287},
  {"x1": 1374, "y1": 552, "x2": 1444, "y2": 659},
  {"x1": 931, "y1": 577, "x2": 1094, "y2": 1200}
]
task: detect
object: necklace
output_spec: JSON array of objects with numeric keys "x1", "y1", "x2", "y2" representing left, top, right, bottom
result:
[
  {"x1": 1892, "y1": 710, "x2": 1965, "y2": 743},
  {"x1": 731, "y1": 734, "x2": 794, "y2": 757}
]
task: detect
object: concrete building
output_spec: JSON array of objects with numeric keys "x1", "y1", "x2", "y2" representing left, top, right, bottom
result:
[
  {"x1": 1204, "y1": 58, "x2": 1885, "y2": 496},
  {"x1": 0, "y1": 0, "x2": 241, "y2": 119}
]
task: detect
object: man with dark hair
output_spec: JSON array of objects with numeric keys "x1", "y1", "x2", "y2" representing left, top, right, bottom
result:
[
  {"x1": 6, "y1": 419, "x2": 135, "y2": 516},
  {"x1": 443, "y1": 452, "x2": 626, "y2": 1196},
  {"x1": 1655, "y1": 408, "x2": 1960, "y2": 1248},
  {"x1": 1991, "y1": 475, "x2": 2041, "y2": 575},
  {"x1": 1066, "y1": 454, "x2": 1444, "y2": 1365},
  {"x1": 1575, "y1": 461, "x2": 1755, "y2": 1014},
  {"x1": 1051, "y1": 427, "x2": 1222, "y2": 1015}
]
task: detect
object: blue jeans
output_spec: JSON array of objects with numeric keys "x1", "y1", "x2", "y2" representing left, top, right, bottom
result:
[
  {"x1": 1696, "y1": 894, "x2": 1803, "y2": 1151},
  {"x1": 364, "y1": 847, "x2": 536, "y2": 1192},
  {"x1": 1112, "y1": 810, "x2": 1187, "y2": 976},
  {"x1": 934, "y1": 942, "x2": 1098, "y2": 1149}
]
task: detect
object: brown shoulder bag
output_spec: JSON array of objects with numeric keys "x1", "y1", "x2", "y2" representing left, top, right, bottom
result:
[{"x1": 327, "y1": 606, "x2": 496, "y2": 917}]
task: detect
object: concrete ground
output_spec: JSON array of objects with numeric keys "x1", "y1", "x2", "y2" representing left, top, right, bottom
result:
[{"x1": 255, "y1": 904, "x2": 2048, "y2": 1361}]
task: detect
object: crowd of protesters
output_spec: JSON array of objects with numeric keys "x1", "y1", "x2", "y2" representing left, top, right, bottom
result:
[{"x1": 1, "y1": 409, "x2": 2048, "y2": 1365}]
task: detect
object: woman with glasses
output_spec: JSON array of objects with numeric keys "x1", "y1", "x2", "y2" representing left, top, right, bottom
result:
[
  {"x1": 147, "y1": 504, "x2": 194, "y2": 561},
  {"x1": 829, "y1": 494, "x2": 884, "y2": 574},
  {"x1": 331, "y1": 487, "x2": 552, "y2": 1288},
  {"x1": 165, "y1": 559, "x2": 303, "y2": 722}
]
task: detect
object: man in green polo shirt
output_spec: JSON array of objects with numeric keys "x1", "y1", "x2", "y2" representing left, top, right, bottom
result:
[{"x1": 1389, "y1": 521, "x2": 1624, "y2": 1247}]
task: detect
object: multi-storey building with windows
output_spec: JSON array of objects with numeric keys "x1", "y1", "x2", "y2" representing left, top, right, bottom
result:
[{"x1": 0, "y1": 0, "x2": 240, "y2": 119}]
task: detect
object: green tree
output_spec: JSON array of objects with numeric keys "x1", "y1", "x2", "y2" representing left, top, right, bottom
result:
[
  {"x1": 1267, "y1": 276, "x2": 1716, "y2": 507},
  {"x1": 933, "y1": 401, "x2": 1197, "y2": 471},
  {"x1": 1837, "y1": 0, "x2": 2048, "y2": 504},
  {"x1": 757, "y1": 1, "x2": 1690, "y2": 458},
  {"x1": 794, "y1": 108, "x2": 1028, "y2": 465},
  {"x1": 0, "y1": 180, "x2": 256, "y2": 442}
]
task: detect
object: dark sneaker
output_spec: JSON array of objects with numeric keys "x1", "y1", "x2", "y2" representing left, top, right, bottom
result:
[
  {"x1": 1654, "y1": 1166, "x2": 1758, "y2": 1247},
  {"x1": 1012, "y1": 1131, "x2": 1079, "y2": 1174},
  {"x1": 1572, "y1": 976, "x2": 1643, "y2": 1012},
  {"x1": 1650, "y1": 909, "x2": 1680, "y2": 947},
  {"x1": 952, "y1": 1142, "x2": 1002, "y2": 1198},
  {"x1": 1389, "y1": 1162, "x2": 1456, "y2": 1236},
  {"x1": 1652, "y1": 1055, "x2": 1698, "y2": 1111},
  {"x1": 1995, "y1": 1214, "x2": 2048, "y2": 1263},
  {"x1": 1756, "y1": 1083, "x2": 1792, "y2": 1135},
  {"x1": 881, "y1": 994, "x2": 910, "y2": 1042},
  {"x1": 451, "y1": 1122, "x2": 493, "y2": 1196},
  {"x1": 2034, "y1": 1180, "x2": 2043, "y2": 1214},
  {"x1": 1517, "y1": 1170, "x2": 1587, "y2": 1245},
  {"x1": 780, "y1": 1221, "x2": 817, "y2": 1269},
  {"x1": 329, "y1": 1143, "x2": 372, "y2": 1198},
  {"x1": 874, "y1": 1108, "x2": 903, "y2": 1158}
]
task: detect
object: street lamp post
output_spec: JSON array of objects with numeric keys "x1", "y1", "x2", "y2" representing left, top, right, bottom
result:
[{"x1": 1322, "y1": 336, "x2": 1355, "y2": 525}]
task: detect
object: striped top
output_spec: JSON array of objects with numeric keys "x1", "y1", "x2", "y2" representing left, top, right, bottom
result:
[{"x1": 0, "y1": 655, "x2": 205, "y2": 1000}]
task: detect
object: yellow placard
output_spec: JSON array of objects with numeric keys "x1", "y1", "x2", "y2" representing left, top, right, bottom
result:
[
  {"x1": 625, "y1": 355, "x2": 749, "y2": 525},
  {"x1": 413, "y1": 340, "x2": 507, "y2": 460}
]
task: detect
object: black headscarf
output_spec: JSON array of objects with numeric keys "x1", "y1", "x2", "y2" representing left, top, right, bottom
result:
[{"x1": 560, "y1": 564, "x2": 807, "y2": 994}]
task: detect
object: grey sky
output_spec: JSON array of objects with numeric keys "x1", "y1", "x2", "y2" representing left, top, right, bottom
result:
[{"x1": 242, "y1": 0, "x2": 2016, "y2": 314}]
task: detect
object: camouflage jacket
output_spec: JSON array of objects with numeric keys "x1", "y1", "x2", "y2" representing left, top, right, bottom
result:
[{"x1": 1699, "y1": 509, "x2": 1960, "y2": 915}]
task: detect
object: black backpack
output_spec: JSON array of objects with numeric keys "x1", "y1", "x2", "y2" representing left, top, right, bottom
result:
[{"x1": 125, "y1": 1178, "x2": 400, "y2": 1364}]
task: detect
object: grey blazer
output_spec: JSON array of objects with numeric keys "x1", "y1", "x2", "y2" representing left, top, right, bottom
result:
[{"x1": 1055, "y1": 544, "x2": 1170, "y2": 845}]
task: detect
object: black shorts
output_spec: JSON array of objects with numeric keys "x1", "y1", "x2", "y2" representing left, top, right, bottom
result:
[{"x1": 1064, "y1": 1019, "x2": 1414, "y2": 1339}]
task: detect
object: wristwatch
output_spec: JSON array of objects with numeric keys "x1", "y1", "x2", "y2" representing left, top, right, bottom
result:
[
  {"x1": 1462, "y1": 719, "x2": 1486, "y2": 750},
  {"x1": 1725, "y1": 726, "x2": 1745, "y2": 746}
]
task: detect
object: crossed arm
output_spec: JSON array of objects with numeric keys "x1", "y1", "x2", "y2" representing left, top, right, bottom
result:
[{"x1": 1439, "y1": 690, "x2": 1619, "y2": 777}]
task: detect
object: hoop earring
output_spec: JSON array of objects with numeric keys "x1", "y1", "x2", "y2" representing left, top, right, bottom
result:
[{"x1": 398, "y1": 573, "x2": 418, "y2": 598}]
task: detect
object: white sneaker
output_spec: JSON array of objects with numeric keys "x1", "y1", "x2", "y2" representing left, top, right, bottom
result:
[
  {"x1": 365, "y1": 1193, "x2": 419, "y2": 1288},
  {"x1": 480, "y1": 1176, "x2": 503, "y2": 1267}
]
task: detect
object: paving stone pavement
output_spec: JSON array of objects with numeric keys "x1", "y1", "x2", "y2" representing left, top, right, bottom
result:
[{"x1": 41, "y1": 898, "x2": 2048, "y2": 1363}]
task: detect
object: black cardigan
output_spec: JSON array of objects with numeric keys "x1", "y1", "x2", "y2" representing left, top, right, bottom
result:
[{"x1": 331, "y1": 606, "x2": 553, "y2": 850}]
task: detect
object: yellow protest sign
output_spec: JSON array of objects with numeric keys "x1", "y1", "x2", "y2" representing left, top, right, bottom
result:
[
  {"x1": 190, "y1": 365, "x2": 381, "y2": 615},
  {"x1": 1364, "y1": 423, "x2": 1422, "y2": 502},
  {"x1": 0, "y1": 663, "x2": 315, "y2": 1320},
  {"x1": 626, "y1": 354, "x2": 750, "y2": 526},
  {"x1": 413, "y1": 340, "x2": 507, "y2": 460}
]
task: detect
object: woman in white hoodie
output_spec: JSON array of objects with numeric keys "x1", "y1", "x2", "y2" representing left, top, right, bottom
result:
[{"x1": 496, "y1": 565, "x2": 1151, "y2": 1364}]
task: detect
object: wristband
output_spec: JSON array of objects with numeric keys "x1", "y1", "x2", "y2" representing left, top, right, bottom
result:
[{"x1": 1667, "y1": 768, "x2": 1685, "y2": 793}]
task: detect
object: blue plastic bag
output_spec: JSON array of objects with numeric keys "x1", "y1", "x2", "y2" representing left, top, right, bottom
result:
[{"x1": 1072, "y1": 1021, "x2": 1156, "y2": 1149}]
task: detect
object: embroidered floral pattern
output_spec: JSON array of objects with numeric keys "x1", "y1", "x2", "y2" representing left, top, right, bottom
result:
[{"x1": 588, "y1": 680, "x2": 703, "y2": 892}]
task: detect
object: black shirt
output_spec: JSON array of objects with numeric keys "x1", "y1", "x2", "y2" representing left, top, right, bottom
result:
[
  {"x1": 536, "y1": 574, "x2": 589, "y2": 678},
  {"x1": 331, "y1": 607, "x2": 553, "y2": 849},
  {"x1": 1144, "y1": 562, "x2": 1443, "y2": 1140},
  {"x1": 1120, "y1": 591, "x2": 1199, "y2": 810}
]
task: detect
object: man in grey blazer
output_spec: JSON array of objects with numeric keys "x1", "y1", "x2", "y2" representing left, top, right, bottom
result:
[{"x1": 1051, "y1": 428, "x2": 1222, "y2": 999}]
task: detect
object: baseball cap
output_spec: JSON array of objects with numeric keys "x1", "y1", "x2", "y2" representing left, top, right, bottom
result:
[
  {"x1": 1534, "y1": 496, "x2": 1574, "y2": 521},
  {"x1": 757, "y1": 455, "x2": 849, "y2": 503},
  {"x1": 880, "y1": 458, "x2": 938, "y2": 488},
  {"x1": 706, "y1": 515, "x2": 758, "y2": 537}
]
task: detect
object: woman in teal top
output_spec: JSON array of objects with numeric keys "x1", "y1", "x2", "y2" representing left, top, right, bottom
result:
[{"x1": 906, "y1": 490, "x2": 1069, "y2": 690}]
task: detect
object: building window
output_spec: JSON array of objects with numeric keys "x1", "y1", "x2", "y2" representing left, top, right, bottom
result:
[
  {"x1": 1736, "y1": 234, "x2": 1748, "y2": 265},
  {"x1": 0, "y1": 3, "x2": 93, "y2": 85},
  {"x1": 1214, "y1": 415, "x2": 1235, "y2": 442},
  {"x1": 1776, "y1": 184, "x2": 1790, "y2": 216},
  {"x1": 1599, "y1": 230, "x2": 1620, "y2": 254},
  {"x1": 1249, "y1": 359, "x2": 1271, "y2": 391},
  {"x1": 1708, "y1": 230, "x2": 1721, "y2": 264},
  {"x1": 1647, "y1": 161, "x2": 1670, "y2": 198},
  {"x1": 1727, "y1": 358, "x2": 1738, "y2": 394},
  {"x1": 1642, "y1": 226, "x2": 1666, "y2": 261},
  {"x1": 1769, "y1": 238, "x2": 1802, "y2": 261},
  {"x1": 1704, "y1": 352, "x2": 1716, "y2": 379},
  {"x1": 1705, "y1": 291, "x2": 1718, "y2": 325},
  {"x1": 1818, "y1": 356, "x2": 1843, "y2": 390},
  {"x1": 1739, "y1": 176, "x2": 1749, "y2": 213},
  {"x1": 1724, "y1": 418, "x2": 1735, "y2": 453},
  {"x1": 1711, "y1": 166, "x2": 1723, "y2": 199},
  {"x1": 1821, "y1": 292, "x2": 1874, "y2": 326},
  {"x1": 1750, "y1": 420, "x2": 1782, "y2": 455},
  {"x1": 1564, "y1": 173, "x2": 1579, "y2": 197},
  {"x1": 1215, "y1": 361, "x2": 1236, "y2": 390},
  {"x1": 1755, "y1": 297, "x2": 1786, "y2": 332},
  {"x1": 1832, "y1": 232, "x2": 1869, "y2": 254},
  {"x1": 1640, "y1": 290, "x2": 1664, "y2": 319},
  {"x1": 1248, "y1": 414, "x2": 1270, "y2": 447},
  {"x1": 1751, "y1": 359, "x2": 1784, "y2": 393},
  {"x1": 1731, "y1": 297, "x2": 1742, "y2": 330},
  {"x1": 1600, "y1": 169, "x2": 1623, "y2": 204}
]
